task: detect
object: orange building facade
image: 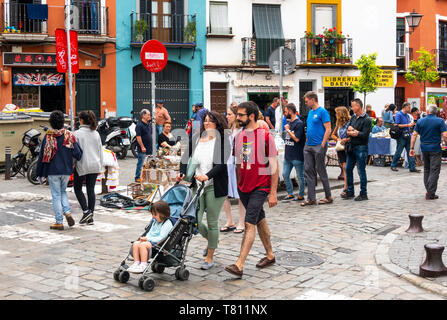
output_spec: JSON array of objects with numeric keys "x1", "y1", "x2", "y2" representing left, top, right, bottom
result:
[
  {"x1": 0, "y1": 0, "x2": 116, "y2": 119},
  {"x1": 396, "y1": 0, "x2": 447, "y2": 111}
]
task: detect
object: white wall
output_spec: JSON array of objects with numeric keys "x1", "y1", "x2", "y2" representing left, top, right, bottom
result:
[{"x1": 205, "y1": 0, "x2": 397, "y2": 113}]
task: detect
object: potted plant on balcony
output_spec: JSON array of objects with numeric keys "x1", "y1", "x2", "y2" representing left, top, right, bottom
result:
[
  {"x1": 323, "y1": 27, "x2": 337, "y2": 44},
  {"x1": 335, "y1": 31, "x2": 346, "y2": 44},
  {"x1": 134, "y1": 19, "x2": 148, "y2": 42},
  {"x1": 336, "y1": 54, "x2": 343, "y2": 64},
  {"x1": 342, "y1": 55, "x2": 351, "y2": 64},
  {"x1": 304, "y1": 31, "x2": 315, "y2": 45},
  {"x1": 184, "y1": 21, "x2": 196, "y2": 43},
  {"x1": 314, "y1": 34, "x2": 323, "y2": 46},
  {"x1": 311, "y1": 55, "x2": 317, "y2": 63}
]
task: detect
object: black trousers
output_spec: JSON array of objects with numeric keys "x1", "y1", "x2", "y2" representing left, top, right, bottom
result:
[
  {"x1": 73, "y1": 170, "x2": 98, "y2": 213},
  {"x1": 422, "y1": 151, "x2": 442, "y2": 197}
]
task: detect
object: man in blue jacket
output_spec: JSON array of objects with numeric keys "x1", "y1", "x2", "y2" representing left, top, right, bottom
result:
[{"x1": 36, "y1": 110, "x2": 83, "y2": 230}]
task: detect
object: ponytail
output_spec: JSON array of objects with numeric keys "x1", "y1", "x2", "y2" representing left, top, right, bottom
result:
[{"x1": 79, "y1": 110, "x2": 97, "y2": 131}]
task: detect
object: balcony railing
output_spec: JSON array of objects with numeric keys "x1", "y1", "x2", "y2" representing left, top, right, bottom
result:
[
  {"x1": 1, "y1": 2, "x2": 44, "y2": 34},
  {"x1": 299, "y1": 37, "x2": 353, "y2": 65},
  {"x1": 131, "y1": 12, "x2": 196, "y2": 46},
  {"x1": 66, "y1": 1, "x2": 109, "y2": 35},
  {"x1": 434, "y1": 49, "x2": 447, "y2": 72},
  {"x1": 242, "y1": 38, "x2": 296, "y2": 65}
]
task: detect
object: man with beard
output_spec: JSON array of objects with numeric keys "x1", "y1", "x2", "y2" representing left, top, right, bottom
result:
[
  {"x1": 225, "y1": 101, "x2": 279, "y2": 278},
  {"x1": 282, "y1": 103, "x2": 306, "y2": 202}
]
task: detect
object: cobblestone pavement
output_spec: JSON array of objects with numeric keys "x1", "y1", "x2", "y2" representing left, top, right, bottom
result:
[{"x1": 0, "y1": 158, "x2": 446, "y2": 300}]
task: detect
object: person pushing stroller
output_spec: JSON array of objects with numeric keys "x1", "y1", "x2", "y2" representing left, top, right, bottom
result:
[{"x1": 127, "y1": 201, "x2": 174, "y2": 273}]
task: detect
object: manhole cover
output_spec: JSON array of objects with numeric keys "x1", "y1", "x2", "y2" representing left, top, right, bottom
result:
[{"x1": 276, "y1": 251, "x2": 324, "y2": 267}]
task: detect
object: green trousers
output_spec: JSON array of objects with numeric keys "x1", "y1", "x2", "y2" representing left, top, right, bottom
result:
[{"x1": 196, "y1": 185, "x2": 226, "y2": 250}]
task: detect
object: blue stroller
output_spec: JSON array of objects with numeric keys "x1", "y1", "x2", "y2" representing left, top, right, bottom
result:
[{"x1": 113, "y1": 182, "x2": 205, "y2": 292}]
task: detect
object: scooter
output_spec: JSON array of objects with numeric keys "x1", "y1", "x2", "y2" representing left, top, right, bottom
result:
[
  {"x1": 97, "y1": 116, "x2": 133, "y2": 159},
  {"x1": 11, "y1": 127, "x2": 43, "y2": 181}
]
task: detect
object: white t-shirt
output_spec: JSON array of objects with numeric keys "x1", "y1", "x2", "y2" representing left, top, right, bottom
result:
[{"x1": 192, "y1": 138, "x2": 216, "y2": 188}]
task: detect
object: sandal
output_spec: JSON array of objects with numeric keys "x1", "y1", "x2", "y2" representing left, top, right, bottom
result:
[
  {"x1": 220, "y1": 225, "x2": 236, "y2": 232},
  {"x1": 233, "y1": 228, "x2": 245, "y2": 234},
  {"x1": 340, "y1": 189, "x2": 347, "y2": 197},
  {"x1": 318, "y1": 197, "x2": 334, "y2": 205},
  {"x1": 300, "y1": 200, "x2": 317, "y2": 207}
]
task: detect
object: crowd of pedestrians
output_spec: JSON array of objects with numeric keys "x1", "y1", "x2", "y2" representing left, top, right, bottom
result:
[{"x1": 35, "y1": 92, "x2": 447, "y2": 280}]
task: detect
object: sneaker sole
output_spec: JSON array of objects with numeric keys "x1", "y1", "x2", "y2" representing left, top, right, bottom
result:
[{"x1": 79, "y1": 212, "x2": 93, "y2": 224}]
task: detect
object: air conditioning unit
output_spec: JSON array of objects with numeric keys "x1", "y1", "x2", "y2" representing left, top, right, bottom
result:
[{"x1": 397, "y1": 42, "x2": 406, "y2": 57}]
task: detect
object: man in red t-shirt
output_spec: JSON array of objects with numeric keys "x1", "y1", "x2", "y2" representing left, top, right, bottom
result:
[{"x1": 225, "y1": 101, "x2": 279, "y2": 278}]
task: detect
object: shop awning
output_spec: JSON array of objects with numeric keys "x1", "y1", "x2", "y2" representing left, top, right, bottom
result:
[
  {"x1": 13, "y1": 73, "x2": 64, "y2": 86},
  {"x1": 233, "y1": 78, "x2": 294, "y2": 87}
]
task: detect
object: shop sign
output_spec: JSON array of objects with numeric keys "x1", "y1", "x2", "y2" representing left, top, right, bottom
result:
[
  {"x1": 13, "y1": 73, "x2": 64, "y2": 86},
  {"x1": 3, "y1": 52, "x2": 57, "y2": 67},
  {"x1": 323, "y1": 70, "x2": 395, "y2": 88}
]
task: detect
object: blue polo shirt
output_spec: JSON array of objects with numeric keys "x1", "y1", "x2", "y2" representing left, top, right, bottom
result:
[
  {"x1": 395, "y1": 111, "x2": 411, "y2": 133},
  {"x1": 306, "y1": 107, "x2": 331, "y2": 146},
  {"x1": 414, "y1": 115, "x2": 447, "y2": 152}
]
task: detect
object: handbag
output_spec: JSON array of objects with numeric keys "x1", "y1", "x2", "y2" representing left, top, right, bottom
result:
[{"x1": 335, "y1": 140, "x2": 345, "y2": 151}]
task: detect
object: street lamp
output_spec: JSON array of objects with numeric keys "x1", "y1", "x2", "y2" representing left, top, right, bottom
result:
[{"x1": 405, "y1": 9, "x2": 423, "y2": 34}]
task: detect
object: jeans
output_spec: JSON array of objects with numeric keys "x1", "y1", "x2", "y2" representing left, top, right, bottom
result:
[
  {"x1": 48, "y1": 175, "x2": 71, "y2": 224},
  {"x1": 135, "y1": 151, "x2": 147, "y2": 181},
  {"x1": 423, "y1": 151, "x2": 442, "y2": 197},
  {"x1": 391, "y1": 135, "x2": 415, "y2": 170},
  {"x1": 73, "y1": 170, "x2": 98, "y2": 213},
  {"x1": 304, "y1": 145, "x2": 331, "y2": 201},
  {"x1": 346, "y1": 145, "x2": 368, "y2": 196},
  {"x1": 283, "y1": 158, "x2": 305, "y2": 197}
]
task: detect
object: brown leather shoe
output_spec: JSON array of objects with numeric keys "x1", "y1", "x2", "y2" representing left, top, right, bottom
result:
[
  {"x1": 391, "y1": 167, "x2": 398, "y2": 172},
  {"x1": 50, "y1": 223, "x2": 64, "y2": 230},
  {"x1": 256, "y1": 257, "x2": 276, "y2": 268},
  {"x1": 65, "y1": 213, "x2": 75, "y2": 227},
  {"x1": 225, "y1": 264, "x2": 243, "y2": 277}
]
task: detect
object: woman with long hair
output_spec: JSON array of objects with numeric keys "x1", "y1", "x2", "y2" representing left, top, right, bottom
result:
[
  {"x1": 220, "y1": 105, "x2": 246, "y2": 234},
  {"x1": 177, "y1": 111, "x2": 230, "y2": 270},
  {"x1": 331, "y1": 106, "x2": 351, "y2": 197},
  {"x1": 73, "y1": 110, "x2": 103, "y2": 225}
]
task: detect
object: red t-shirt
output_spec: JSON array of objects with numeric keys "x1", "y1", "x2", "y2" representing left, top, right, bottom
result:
[{"x1": 233, "y1": 127, "x2": 278, "y2": 193}]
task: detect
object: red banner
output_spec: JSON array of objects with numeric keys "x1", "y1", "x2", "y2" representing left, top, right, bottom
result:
[{"x1": 55, "y1": 28, "x2": 79, "y2": 74}]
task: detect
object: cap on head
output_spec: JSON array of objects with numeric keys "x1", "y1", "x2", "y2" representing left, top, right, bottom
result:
[{"x1": 195, "y1": 102, "x2": 203, "y2": 108}]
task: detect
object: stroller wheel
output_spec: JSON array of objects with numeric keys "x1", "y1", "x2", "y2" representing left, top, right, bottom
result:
[
  {"x1": 113, "y1": 269, "x2": 121, "y2": 282},
  {"x1": 151, "y1": 262, "x2": 165, "y2": 274},
  {"x1": 138, "y1": 277, "x2": 145, "y2": 290},
  {"x1": 175, "y1": 267, "x2": 189, "y2": 281},
  {"x1": 143, "y1": 277, "x2": 155, "y2": 292},
  {"x1": 119, "y1": 271, "x2": 130, "y2": 283}
]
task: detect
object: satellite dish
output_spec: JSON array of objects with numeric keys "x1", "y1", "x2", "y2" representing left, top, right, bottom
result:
[{"x1": 268, "y1": 47, "x2": 296, "y2": 75}]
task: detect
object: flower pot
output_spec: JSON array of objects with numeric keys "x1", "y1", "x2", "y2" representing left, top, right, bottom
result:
[
  {"x1": 330, "y1": 57, "x2": 335, "y2": 63},
  {"x1": 336, "y1": 58, "x2": 343, "y2": 64}
]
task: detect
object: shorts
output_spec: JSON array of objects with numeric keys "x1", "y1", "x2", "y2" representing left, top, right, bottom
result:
[
  {"x1": 337, "y1": 150, "x2": 347, "y2": 164},
  {"x1": 238, "y1": 188, "x2": 268, "y2": 225}
]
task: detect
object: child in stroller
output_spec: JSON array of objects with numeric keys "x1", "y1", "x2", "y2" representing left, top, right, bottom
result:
[
  {"x1": 127, "y1": 200, "x2": 173, "y2": 273},
  {"x1": 113, "y1": 182, "x2": 205, "y2": 292}
]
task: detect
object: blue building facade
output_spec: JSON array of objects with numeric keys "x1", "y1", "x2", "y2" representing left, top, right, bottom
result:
[{"x1": 116, "y1": 0, "x2": 205, "y2": 128}]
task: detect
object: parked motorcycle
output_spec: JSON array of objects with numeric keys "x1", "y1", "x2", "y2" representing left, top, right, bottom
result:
[{"x1": 97, "y1": 116, "x2": 133, "y2": 159}]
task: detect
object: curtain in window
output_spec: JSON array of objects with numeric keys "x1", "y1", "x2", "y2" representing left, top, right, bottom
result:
[
  {"x1": 252, "y1": 4, "x2": 285, "y2": 65},
  {"x1": 210, "y1": 2, "x2": 229, "y2": 34}
]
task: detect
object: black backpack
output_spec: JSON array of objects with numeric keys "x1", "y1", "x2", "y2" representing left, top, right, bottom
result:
[{"x1": 389, "y1": 124, "x2": 401, "y2": 140}]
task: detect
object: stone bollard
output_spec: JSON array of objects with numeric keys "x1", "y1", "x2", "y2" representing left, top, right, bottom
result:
[
  {"x1": 4, "y1": 146, "x2": 11, "y2": 180},
  {"x1": 406, "y1": 213, "x2": 424, "y2": 233},
  {"x1": 419, "y1": 244, "x2": 447, "y2": 278}
]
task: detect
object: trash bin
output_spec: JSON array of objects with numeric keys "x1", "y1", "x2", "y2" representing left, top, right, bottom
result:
[{"x1": 0, "y1": 113, "x2": 34, "y2": 164}]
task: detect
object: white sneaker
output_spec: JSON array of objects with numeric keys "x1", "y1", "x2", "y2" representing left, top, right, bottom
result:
[
  {"x1": 137, "y1": 263, "x2": 148, "y2": 273},
  {"x1": 127, "y1": 262, "x2": 140, "y2": 273}
]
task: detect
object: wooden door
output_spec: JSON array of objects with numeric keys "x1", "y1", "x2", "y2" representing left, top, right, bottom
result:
[
  {"x1": 151, "y1": 0, "x2": 171, "y2": 42},
  {"x1": 210, "y1": 82, "x2": 228, "y2": 115}
]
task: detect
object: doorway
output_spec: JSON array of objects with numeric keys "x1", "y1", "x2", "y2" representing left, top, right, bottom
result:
[
  {"x1": 210, "y1": 82, "x2": 228, "y2": 114},
  {"x1": 324, "y1": 88, "x2": 354, "y2": 129},
  {"x1": 76, "y1": 70, "x2": 101, "y2": 119},
  {"x1": 247, "y1": 92, "x2": 285, "y2": 118},
  {"x1": 41, "y1": 86, "x2": 66, "y2": 113}
]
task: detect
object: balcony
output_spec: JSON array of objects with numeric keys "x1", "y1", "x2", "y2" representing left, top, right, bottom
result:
[
  {"x1": 1, "y1": 2, "x2": 47, "y2": 42},
  {"x1": 206, "y1": 26, "x2": 234, "y2": 38},
  {"x1": 434, "y1": 49, "x2": 447, "y2": 73},
  {"x1": 67, "y1": 1, "x2": 109, "y2": 36},
  {"x1": 241, "y1": 38, "x2": 296, "y2": 66},
  {"x1": 299, "y1": 37, "x2": 353, "y2": 66},
  {"x1": 130, "y1": 12, "x2": 196, "y2": 48}
]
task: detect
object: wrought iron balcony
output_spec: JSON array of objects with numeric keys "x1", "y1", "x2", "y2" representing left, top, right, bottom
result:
[
  {"x1": 299, "y1": 37, "x2": 353, "y2": 65},
  {"x1": 131, "y1": 12, "x2": 196, "y2": 47},
  {"x1": 434, "y1": 49, "x2": 447, "y2": 73},
  {"x1": 66, "y1": 1, "x2": 109, "y2": 35},
  {"x1": 1, "y1": 2, "x2": 45, "y2": 34},
  {"x1": 241, "y1": 38, "x2": 296, "y2": 66}
]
